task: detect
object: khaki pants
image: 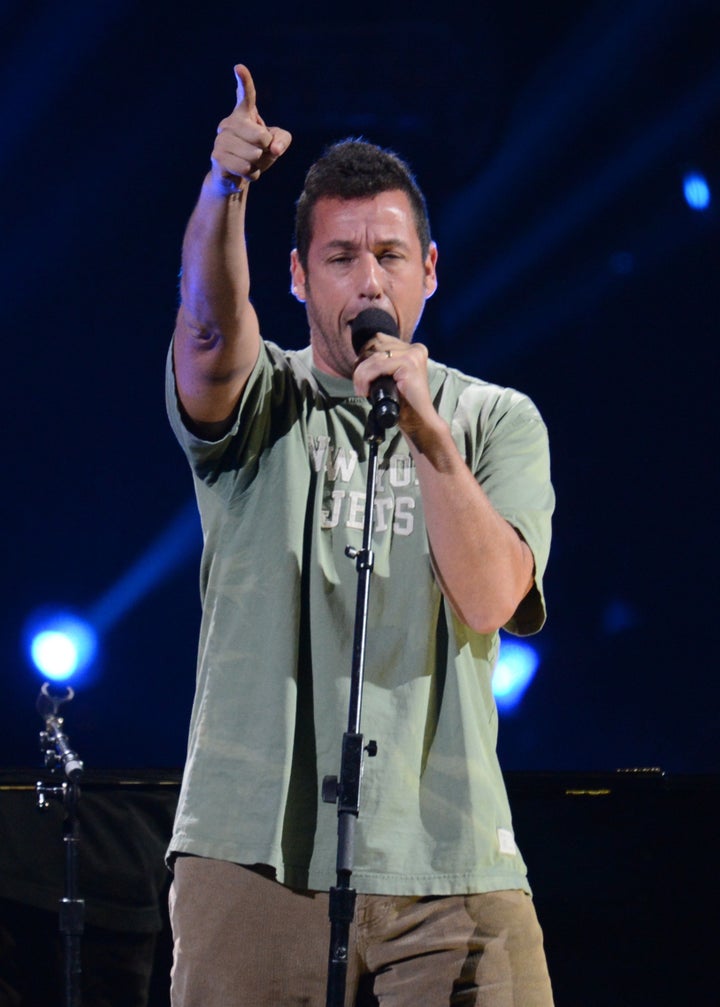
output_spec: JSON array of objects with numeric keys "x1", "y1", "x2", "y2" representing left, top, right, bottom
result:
[{"x1": 169, "y1": 856, "x2": 554, "y2": 1006}]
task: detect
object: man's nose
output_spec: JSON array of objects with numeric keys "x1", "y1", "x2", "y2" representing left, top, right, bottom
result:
[{"x1": 357, "y1": 254, "x2": 383, "y2": 298}]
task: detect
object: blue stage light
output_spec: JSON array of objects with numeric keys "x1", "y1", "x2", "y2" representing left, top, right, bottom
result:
[
  {"x1": 24, "y1": 610, "x2": 98, "y2": 682},
  {"x1": 683, "y1": 171, "x2": 711, "y2": 210},
  {"x1": 21, "y1": 499, "x2": 201, "y2": 687},
  {"x1": 493, "y1": 638, "x2": 540, "y2": 712}
]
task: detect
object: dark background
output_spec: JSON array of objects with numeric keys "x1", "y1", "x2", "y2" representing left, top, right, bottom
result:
[{"x1": 2, "y1": 0, "x2": 718, "y2": 777}]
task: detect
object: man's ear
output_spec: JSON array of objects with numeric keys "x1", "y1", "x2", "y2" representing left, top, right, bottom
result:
[
  {"x1": 423, "y1": 241, "x2": 439, "y2": 300},
  {"x1": 290, "y1": 249, "x2": 307, "y2": 303}
]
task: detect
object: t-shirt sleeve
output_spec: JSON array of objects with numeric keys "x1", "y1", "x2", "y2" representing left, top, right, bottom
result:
[
  {"x1": 463, "y1": 386, "x2": 555, "y2": 637},
  {"x1": 164, "y1": 339, "x2": 276, "y2": 484}
]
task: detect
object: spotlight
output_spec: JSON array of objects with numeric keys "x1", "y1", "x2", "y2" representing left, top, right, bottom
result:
[
  {"x1": 493, "y1": 637, "x2": 540, "y2": 713},
  {"x1": 683, "y1": 171, "x2": 711, "y2": 210},
  {"x1": 20, "y1": 499, "x2": 200, "y2": 687},
  {"x1": 24, "y1": 609, "x2": 98, "y2": 683}
]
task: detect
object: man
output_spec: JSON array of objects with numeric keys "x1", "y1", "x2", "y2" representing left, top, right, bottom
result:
[{"x1": 166, "y1": 64, "x2": 555, "y2": 1006}]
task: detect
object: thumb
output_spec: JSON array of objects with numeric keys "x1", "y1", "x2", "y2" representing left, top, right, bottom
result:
[{"x1": 233, "y1": 63, "x2": 257, "y2": 112}]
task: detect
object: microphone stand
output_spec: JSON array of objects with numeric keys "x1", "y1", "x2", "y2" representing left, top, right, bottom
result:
[
  {"x1": 322, "y1": 408, "x2": 390, "y2": 1007},
  {"x1": 36, "y1": 682, "x2": 85, "y2": 1007}
]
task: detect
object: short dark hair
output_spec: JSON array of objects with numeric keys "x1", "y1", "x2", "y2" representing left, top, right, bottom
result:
[{"x1": 294, "y1": 139, "x2": 432, "y2": 269}]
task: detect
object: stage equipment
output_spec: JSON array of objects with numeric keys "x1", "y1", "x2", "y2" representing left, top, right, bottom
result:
[
  {"x1": 36, "y1": 682, "x2": 86, "y2": 1007},
  {"x1": 321, "y1": 311, "x2": 399, "y2": 1006}
]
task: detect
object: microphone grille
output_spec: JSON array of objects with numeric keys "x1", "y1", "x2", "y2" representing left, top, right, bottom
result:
[{"x1": 350, "y1": 308, "x2": 399, "y2": 353}]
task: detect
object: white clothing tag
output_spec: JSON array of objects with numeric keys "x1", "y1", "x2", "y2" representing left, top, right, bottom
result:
[{"x1": 497, "y1": 828, "x2": 517, "y2": 855}]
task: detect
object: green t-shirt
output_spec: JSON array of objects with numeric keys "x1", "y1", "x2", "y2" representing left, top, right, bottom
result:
[{"x1": 166, "y1": 340, "x2": 554, "y2": 896}]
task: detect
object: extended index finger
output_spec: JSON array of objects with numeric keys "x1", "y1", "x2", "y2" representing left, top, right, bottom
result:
[{"x1": 234, "y1": 64, "x2": 257, "y2": 111}]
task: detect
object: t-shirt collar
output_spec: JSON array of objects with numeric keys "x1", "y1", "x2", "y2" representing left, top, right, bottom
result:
[{"x1": 296, "y1": 343, "x2": 445, "y2": 401}]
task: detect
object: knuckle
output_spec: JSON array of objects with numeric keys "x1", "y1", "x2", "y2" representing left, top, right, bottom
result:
[{"x1": 411, "y1": 342, "x2": 429, "y2": 361}]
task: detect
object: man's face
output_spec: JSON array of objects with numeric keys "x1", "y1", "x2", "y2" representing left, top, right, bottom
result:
[{"x1": 290, "y1": 190, "x2": 438, "y2": 379}]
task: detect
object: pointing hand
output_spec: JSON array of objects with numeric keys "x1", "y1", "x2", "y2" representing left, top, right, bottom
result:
[{"x1": 211, "y1": 64, "x2": 292, "y2": 192}]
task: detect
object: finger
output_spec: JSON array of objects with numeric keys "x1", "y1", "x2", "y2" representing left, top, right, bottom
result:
[
  {"x1": 352, "y1": 347, "x2": 399, "y2": 396},
  {"x1": 234, "y1": 63, "x2": 256, "y2": 112},
  {"x1": 355, "y1": 334, "x2": 403, "y2": 362},
  {"x1": 266, "y1": 126, "x2": 292, "y2": 158},
  {"x1": 356, "y1": 340, "x2": 426, "y2": 387}
]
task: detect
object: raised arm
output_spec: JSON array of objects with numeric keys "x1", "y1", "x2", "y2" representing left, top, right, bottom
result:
[{"x1": 172, "y1": 65, "x2": 291, "y2": 437}]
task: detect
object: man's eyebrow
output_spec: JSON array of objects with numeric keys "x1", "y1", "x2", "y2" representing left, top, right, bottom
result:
[
  {"x1": 321, "y1": 239, "x2": 358, "y2": 251},
  {"x1": 319, "y1": 237, "x2": 411, "y2": 252}
]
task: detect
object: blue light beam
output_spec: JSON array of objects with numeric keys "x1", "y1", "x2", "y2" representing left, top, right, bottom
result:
[
  {"x1": 442, "y1": 61, "x2": 720, "y2": 333},
  {"x1": 88, "y1": 499, "x2": 201, "y2": 633},
  {"x1": 23, "y1": 499, "x2": 201, "y2": 683}
]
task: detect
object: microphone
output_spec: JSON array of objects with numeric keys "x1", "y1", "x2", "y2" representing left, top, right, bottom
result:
[{"x1": 350, "y1": 308, "x2": 400, "y2": 429}]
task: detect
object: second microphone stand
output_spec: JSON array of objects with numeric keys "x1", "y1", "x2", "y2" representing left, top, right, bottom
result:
[{"x1": 36, "y1": 682, "x2": 86, "y2": 1007}]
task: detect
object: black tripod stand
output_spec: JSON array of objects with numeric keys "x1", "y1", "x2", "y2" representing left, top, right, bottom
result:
[
  {"x1": 322, "y1": 402, "x2": 395, "y2": 1007},
  {"x1": 36, "y1": 682, "x2": 86, "y2": 1007}
]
